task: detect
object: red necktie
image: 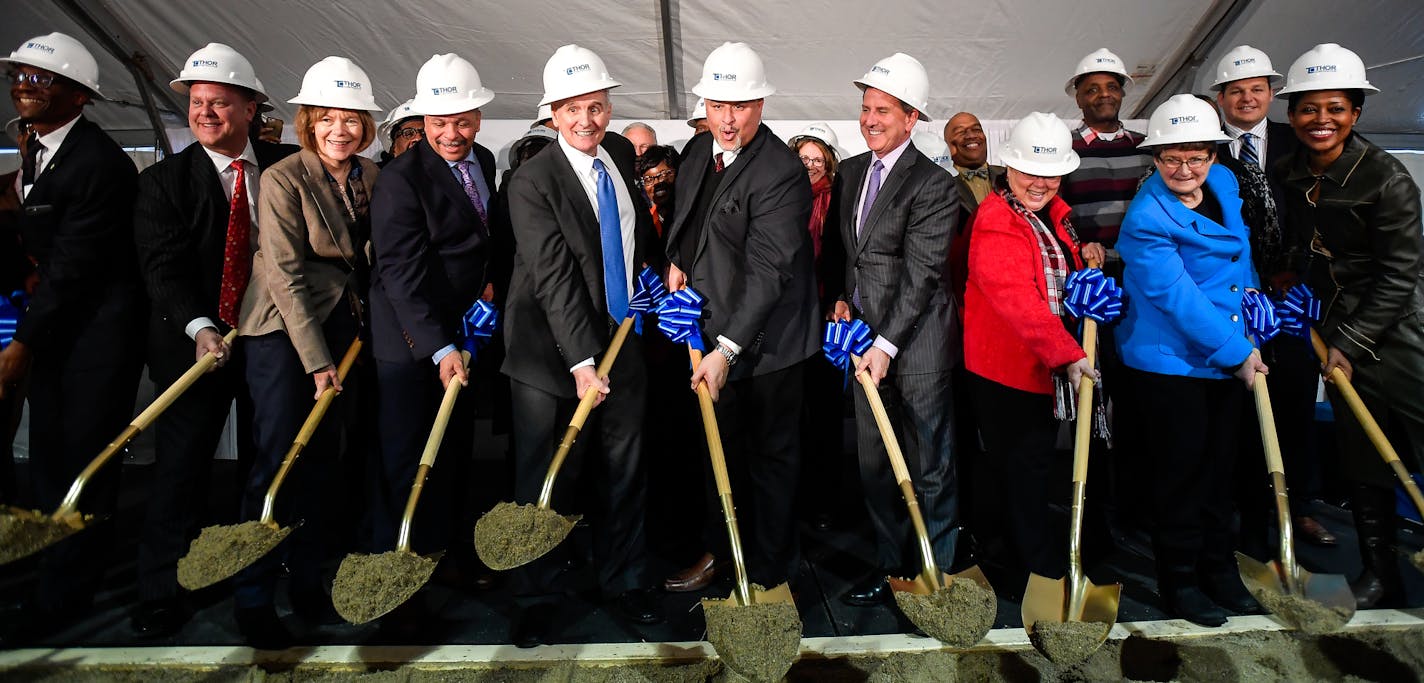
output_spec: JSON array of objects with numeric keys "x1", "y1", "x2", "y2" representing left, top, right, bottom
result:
[
  {"x1": 714, "y1": 152, "x2": 725, "y2": 173},
  {"x1": 218, "y1": 160, "x2": 251, "y2": 328}
]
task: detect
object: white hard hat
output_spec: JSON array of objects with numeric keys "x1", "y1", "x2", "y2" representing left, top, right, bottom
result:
[
  {"x1": 789, "y1": 122, "x2": 845, "y2": 160},
  {"x1": 1064, "y1": 48, "x2": 1134, "y2": 96},
  {"x1": 1209, "y1": 45, "x2": 1283, "y2": 91},
  {"x1": 378, "y1": 98, "x2": 420, "y2": 143},
  {"x1": 539, "y1": 44, "x2": 621, "y2": 106},
  {"x1": 1000, "y1": 112, "x2": 1081, "y2": 177},
  {"x1": 288, "y1": 57, "x2": 381, "y2": 112},
  {"x1": 410, "y1": 53, "x2": 495, "y2": 116},
  {"x1": 686, "y1": 98, "x2": 706, "y2": 126},
  {"x1": 853, "y1": 52, "x2": 933, "y2": 122},
  {"x1": 911, "y1": 130, "x2": 956, "y2": 175},
  {"x1": 1139, "y1": 94, "x2": 1231, "y2": 149},
  {"x1": 1276, "y1": 43, "x2": 1379, "y2": 99},
  {"x1": 535, "y1": 103, "x2": 553, "y2": 125},
  {"x1": 170, "y1": 42, "x2": 268, "y2": 102},
  {"x1": 691, "y1": 42, "x2": 775, "y2": 102},
  {"x1": 2, "y1": 32, "x2": 102, "y2": 97}
]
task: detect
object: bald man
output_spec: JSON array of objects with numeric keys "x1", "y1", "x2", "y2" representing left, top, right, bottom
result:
[{"x1": 943, "y1": 112, "x2": 1003, "y2": 214}]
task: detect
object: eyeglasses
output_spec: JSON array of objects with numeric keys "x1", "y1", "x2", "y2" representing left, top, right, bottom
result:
[
  {"x1": 394, "y1": 127, "x2": 425, "y2": 141},
  {"x1": 799, "y1": 155, "x2": 826, "y2": 168},
  {"x1": 1157, "y1": 156, "x2": 1212, "y2": 170},
  {"x1": 9, "y1": 71, "x2": 56, "y2": 88},
  {"x1": 641, "y1": 169, "x2": 675, "y2": 186}
]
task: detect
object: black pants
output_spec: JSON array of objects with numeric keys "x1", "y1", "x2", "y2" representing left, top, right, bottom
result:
[
  {"x1": 135, "y1": 345, "x2": 248, "y2": 603},
  {"x1": 508, "y1": 342, "x2": 649, "y2": 599},
  {"x1": 701, "y1": 360, "x2": 805, "y2": 587},
  {"x1": 235, "y1": 309, "x2": 358, "y2": 608},
  {"x1": 969, "y1": 372, "x2": 1065, "y2": 581},
  {"x1": 854, "y1": 368, "x2": 959, "y2": 574},
  {"x1": 1131, "y1": 368, "x2": 1244, "y2": 580},
  {"x1": 797, "y1": 354, "x2": 849, "y2": 522}
]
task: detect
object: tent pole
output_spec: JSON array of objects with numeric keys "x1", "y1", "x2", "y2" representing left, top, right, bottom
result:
[
  {"x1": 1130, "y1": 0, "x2": 1258, "y2": 119},
  {"x1": 655, "y1": 0, "x2": 683, "y2": 119}
]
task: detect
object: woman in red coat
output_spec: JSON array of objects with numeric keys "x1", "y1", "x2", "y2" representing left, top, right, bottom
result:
[{"x1": 964, "y1": 113, "x2": 1104, "y2": 588}]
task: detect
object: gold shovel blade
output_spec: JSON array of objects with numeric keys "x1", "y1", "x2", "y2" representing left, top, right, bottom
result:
[
  {"x1": 1022, "y1": 573, "x2": 1121, "y2": 630},
  {"x1": 889, "y1": 563, "x2": 994, "y2": 596},
  {"x1": 0, "y1": 506, "x2": 87, "y2": 565},
  {"x1": 1236, "y1": 552, "x2": 1355, "y2": 633},
  {"x1": 332, "y1": 550, "x2": 444, "y2": 625}
]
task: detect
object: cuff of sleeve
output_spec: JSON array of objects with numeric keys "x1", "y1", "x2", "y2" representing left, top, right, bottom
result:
[
  {"x1": 1333, "y1": 322, "x2": 1381, "y2": 363},
  {"x1": 1206, "y1": 335, "x2": 1255, "y2": 372},
  {"x1": 432, "y1": 344, "x2": 457, "y2": 365},
  {"x1": 873, "y1": 336, "x2": 899, "y2": 359},
  {"x1": 716, "y1": 335, "x2": 742, "y2": 355},
  {"x1": 569, "y1": 358, "x2": 595, "y2": 373},
  {"x1": 185, "y1": 317, "x2": 217, "y2": 340}
]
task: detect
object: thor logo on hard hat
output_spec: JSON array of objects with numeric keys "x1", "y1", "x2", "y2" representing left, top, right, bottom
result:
[
  {"x1": 871, "y1": 65, "x2": 891, "y2": 75},
  {"x1": 1234, "y1": 58, "x2": 1257, "y2": 66},
  {"x1": 1306, "y1": 65, "x2": 1338, "y2": 73},
  {"x1": 1169, "y1": 116, "x2": 1198, "y2": 125},
  {"x1": 334, "y1": 80, "x2": 362, "y2": 89},
  {"x1": 193, "y1": 59, "x2": 218, "y2": 67},
  {"x1": 432, "y1": 86, "x2": 457, "y2": 94},
  {"x1": 565, "y1": 64, "x2": 590, "y2": 75},
  {"x1": 27, "y1": 42, "x2": 55, "y2": 53},
  {"x1": 1032, "y1": 145, "x2": 1057, "y2": 155},
  {"x1": 713, "y1": 73, "x2": 736, "y2": 81}
]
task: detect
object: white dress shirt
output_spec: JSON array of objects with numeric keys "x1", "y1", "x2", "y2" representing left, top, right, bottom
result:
[
  {"x1": 186, "y1": 141, "x2": 260, "y2": 339},
  {"x1": 854, "y1": 134, "x2": 915, "y2": 359},
  {"x1": 1224, "y1": 118, "x2": 1270, "y2": 165},
  {"x1": 19, "y1": 114, "x2": 82, "y2": 200},
  {"x1": 559, "y1": 133, "x2": 636, "y2": 372}
]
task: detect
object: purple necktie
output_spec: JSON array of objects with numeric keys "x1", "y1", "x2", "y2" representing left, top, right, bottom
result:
[
  {"x1": 455, "y1": 160, "x2": 489, "y2": 226},
  {"x1": 858, "y1": 159, "x2": 884, "y2": 237}
]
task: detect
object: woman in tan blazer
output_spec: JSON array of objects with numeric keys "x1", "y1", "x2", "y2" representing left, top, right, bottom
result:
[{"x1": 232, "y1": 57, "x2": 381, "y2": 638}]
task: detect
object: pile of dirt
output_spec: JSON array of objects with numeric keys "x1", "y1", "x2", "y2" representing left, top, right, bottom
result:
[
  {"x1": 893, "y1": 580, "x2": 996, "y2": 647},
  {"x1": 1253, "y1": 589, "x2": 1352, "y2": 634},
  {"x1": 332, "y1": 551, "x2": 438, "y2": 624},
  {"x1": 703, "y1": 591, "x2": 802, "y2": 683},
  {"x1": 474, "y1": 502, "x2": 576, "y2": 571},
  {"x1": 1028, "y1": 620, "x2": 1111, "y2": 665},
  {"x1": 176, "y1": 521, "x2": 291, "y2": 590},
  {"x1": 0, "y1": 510, "x2": 73, "y2": 564}
]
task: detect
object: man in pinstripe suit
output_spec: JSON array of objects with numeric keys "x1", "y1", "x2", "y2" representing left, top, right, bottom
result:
[{"x1": 830, "y1": 54, "x2": 962, "y2": 605}]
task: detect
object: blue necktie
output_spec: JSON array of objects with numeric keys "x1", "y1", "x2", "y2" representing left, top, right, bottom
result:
[
  {"x1": 593, "y1": 159, "x2": 629, "y2": 321},
  {"x1": 858, "y1": 159, "x2": 884, "y2": 237},
  {"x1": 1239, "y1": 132, "x2": 1260, "y2": 168}
]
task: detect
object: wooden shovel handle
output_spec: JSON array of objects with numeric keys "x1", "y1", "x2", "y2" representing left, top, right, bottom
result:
[
  {"x1": 689, "y1": 345, "x2": 753, "y2": 606},
  {"x1": 1071, "y1": 319, "x2": 1098, "y2": 484},
  {"x1": 419, "y1": 350, "x2": 471, "y2": 469},
  {"x1": 293, "y1": 337, "x2": 363, "y2": 448},
  {"x1": 1253, "y1": 373, "x2": 1285, "y2": 477}
]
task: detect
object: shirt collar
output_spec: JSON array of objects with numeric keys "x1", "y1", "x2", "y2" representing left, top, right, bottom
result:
[
  {"x1": 445, "y1": 149, "x2": 477, "y2": 168},
  {"x1": 34, "y1": 114, "x2": 82, "y2": 156},
  {"x1": 871, "y1": 134, "x2": 913, "y2": 173},
  {"x1": 557, "y1": 130, "x2": 613, "y2": 177},
  {"x1": 201, "y1": 140, "x2": 258, "y2": 174},
  {"x1": 1224, "y1": 118, "x2": 1268, "y2": 141},
  {"x1": 710, "y1": 125, "x2": 760, "y2": 169},
  {"x1": 1077, "y1": 123, "x2": 1124, "y2": 143}
]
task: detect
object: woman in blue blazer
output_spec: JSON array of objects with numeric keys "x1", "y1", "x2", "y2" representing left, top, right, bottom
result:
[{"x1": 1116, "y1": 95, "x2": 1270, "y2": 627}]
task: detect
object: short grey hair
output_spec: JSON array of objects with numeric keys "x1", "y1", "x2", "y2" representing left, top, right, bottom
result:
[{"x1": 622, "y1": 121, "x2": 657, "y2": 139}]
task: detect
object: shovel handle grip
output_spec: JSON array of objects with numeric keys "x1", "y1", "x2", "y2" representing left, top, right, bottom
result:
[
  {"x1": 537, "y1": 317, "x2": 635, "y2": 508},
  {"x1": 419, "y1": 350, "x2": 470, "y2": 469},
  {"x1": 1253, "y1": 374, "x2": 1285, "y2": 477}
]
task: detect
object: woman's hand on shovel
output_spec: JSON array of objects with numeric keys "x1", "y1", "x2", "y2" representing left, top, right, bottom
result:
[
  {"x1": 312, "y1": 365, "x2": 343, "y2": 400},
  {"x1": 1233, "y1": 348, "x2": 1269, "y2": 388}
]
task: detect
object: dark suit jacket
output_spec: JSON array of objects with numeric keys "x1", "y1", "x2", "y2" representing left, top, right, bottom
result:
[
  {"x1": 368, "y1": 140, "x2": 493, "y2": 363},
  {"x1": 1216, "y1": 120, "x2": 1297, "y2": 173},
  {"x1": 953, "y1": 164, "x2": 1005, "y2": 217},
  {"x1": 20, "y1": 116, "x2": 144, "y2": 359},
  {"x1": 833, "y1": 142, "x2": 960, "y2": 374},
  {"x1": 501, "y1": 132, "x2": 660, "y2": 397},
  {"x1": 1217, "y1": 119, "x2": 1300, "y2": 282},
  {"x1": 664, "y1": 126, "x2": 818, "y2": 379}
]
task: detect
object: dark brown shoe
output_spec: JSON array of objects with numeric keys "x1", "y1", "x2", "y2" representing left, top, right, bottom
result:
[
  {"x1": 1295, "y1": 516, "x2": 1338, "y2": 547},
  {"x1": 663, "y1": 552, "x2": 717, "y2": 593}
]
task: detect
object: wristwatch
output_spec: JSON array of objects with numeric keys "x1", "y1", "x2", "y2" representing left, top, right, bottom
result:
[{"x1": 715, "y1": 341, "x2": 738, "y2": 367}]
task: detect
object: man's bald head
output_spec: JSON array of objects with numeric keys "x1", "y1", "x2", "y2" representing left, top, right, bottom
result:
[{"x1": 944, "y1": 112, "x2": 988, "y2": 168}]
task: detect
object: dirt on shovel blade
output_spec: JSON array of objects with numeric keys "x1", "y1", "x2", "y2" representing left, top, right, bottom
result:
[
  {"x1": 703, "y1": 588, "x2": 802, "y2": 683},
  {"x1": 1412, "y1": 549, "x2": 1424, "y2": 574},
  {"x1": 894, "y1": 578, "x2": 997, "y2": 647},
  {"x1": 1030, "y1": 619, "x2": 1111, "y2": 665},
  {"x1": 473, "y1": 501, "x2": 575, "y2": 570},
  {"x1": 0, "y1": 509, "x2": 75, "y2": 564},
  {"x1": 177, "y1": 521, "x2": 291, "y2": 590},
  {"x1": 1253, "y1": 588, "x2": 1351, "y2": 634},
  {"x1": 332, "y1": 551, "x2": 437, "y2": 624}
]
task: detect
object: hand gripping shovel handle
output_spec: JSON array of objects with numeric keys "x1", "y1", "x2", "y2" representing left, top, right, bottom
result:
[
  {"x1": 1309, "y1": 329, "x2": 1424, "y2": 517},
  {"x1": 689, "y1": 345, "x2": 753, "y2": 607},
  {"x1": 537, "y1": 316, "x2": 635, "y2": 509},
  {"x1": 851, "y1": 357, "x2": 941, "y2": 590},
  {"x1": 55, "y1": 329, "x2": 239, "y2": 519},
  {"x1": 397, "y1": 350, "x2": 470, "y2": 553},
  {"x1": 1253, "y1": 371, "x2": 1300, "y2": 593},
  {"x1": 258, "y1": 337, "x2": 362, "y2": 525}
]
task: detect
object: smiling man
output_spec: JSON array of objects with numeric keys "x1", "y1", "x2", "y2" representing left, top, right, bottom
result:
[
  {"x1": 0, "y1": 31, "x2": 144, "y2": 643},
  {"x1": 830, "y1": 53, "x2": 963, "y2": 608},
  {"x1": 367, "y1": 53, "x2": 495, "y2": 615},
  {"x1": 662, "y1": 42, "x2": 818, "y2": 596},
  {"x1": 944, "y1": 112, "x2": 1004, "y2": 213}
]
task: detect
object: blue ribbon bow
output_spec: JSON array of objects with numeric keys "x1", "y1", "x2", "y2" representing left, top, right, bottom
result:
[
  {"x1": 460, "y1": 300, "x2": 499, "y2": 357},
  {"x1": 1241, "y1": 290, "x2": 1281, "y2": 346},
  {"x1": 0, "y1": 291, "x2": 26, "y2": 350},
  {"x1": 654, "y1": 288, "x2": 706, "y2": 351},
  {"x1": 822, "y1": 319, "x2": 873, "y2": 372},
  {"x1": 1063, "y1": 268, "x2": 1124, "y2": 324},
  {"x1": 627, "y1": 266, "x2": 668, "y2": 334},
  {"x1": 1274, "y1": 284, "x2": 1320, "y2": 339}
]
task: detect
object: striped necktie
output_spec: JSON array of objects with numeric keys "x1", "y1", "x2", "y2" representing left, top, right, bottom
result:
[{"x1": 1239, "y1": 132, "x2": 1260, "y2": 168}]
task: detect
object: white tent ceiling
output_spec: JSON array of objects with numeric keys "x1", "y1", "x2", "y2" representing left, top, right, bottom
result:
[{"x1": 4, "y1": 0, "x2": 1423, "y2": 148}]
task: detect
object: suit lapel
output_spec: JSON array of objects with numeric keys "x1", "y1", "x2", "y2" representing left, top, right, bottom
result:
[
  {"x1": 419, "y1": 143, "x2": 479, "y2": 224},
  {"x1": 667, "y1": 135, "x2": 710, "y2": 254},
  {"x1": 25, "y1": 117, "x2": 90, "y2": 201},
  {"x1": 552, "y1": 148, "x2": 606, "y2": 306},
  {"x1": 297, "y1": 150, "x2": 357, "y2": 262},
  {"x1": 186, "y1": 143, "x2": 227, "y2": 228},
  {"x1": 857, "y1": 145, "x2": 917, "y2": 255},
  {"x1": 694, "y1": 124, "x2": 765, "y2": 263},
  {"x1": 840, "y1": 155, "x2": 868, "y2": 254}
]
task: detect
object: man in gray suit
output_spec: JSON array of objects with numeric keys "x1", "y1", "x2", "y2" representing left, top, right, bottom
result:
[{"x1": 831, "y1": 53, "x2": 962, "y2": 606}]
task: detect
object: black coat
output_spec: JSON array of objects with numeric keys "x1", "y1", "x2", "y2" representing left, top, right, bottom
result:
[
  {"x1": 501, "y1": 132, "x2": 660, "y2": 397},
  {"x1": 368, "y1": 140, "x2": 494, "y2": 363},
  {"x1": 664, "y1": 126, "x2": 819, "y2": 379}
]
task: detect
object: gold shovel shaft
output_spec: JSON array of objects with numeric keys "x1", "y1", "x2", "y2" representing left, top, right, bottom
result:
[
  {"x1": 690, "y1": 346, "x2": 752, "y2": 607},
  {"x1": 396, "y1": 350, "x2": 470, "y2": 553}
]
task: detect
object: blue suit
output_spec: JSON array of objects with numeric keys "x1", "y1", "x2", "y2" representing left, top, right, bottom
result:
[{"x1": 1116, "y1": 164, "x2": 1258, "y2": 379}]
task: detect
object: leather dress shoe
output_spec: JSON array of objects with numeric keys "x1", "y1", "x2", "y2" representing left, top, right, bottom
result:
[
  {"x1": 663, "y1": 552, "x2": 718, "y2": 593},
  {"x1": 235, "y1": 605, "x2": 294, "y2": 650},
  {"x1": 1201, "y1": 572, "x2": 1260, "y2": 615},
  {"x1": 130, "y1": 597, "x2": 191, "y2": 637},
  {"x1": 614, "y1": 588, "x2": 665, "y2": 625},
  {"x1": 1295, "y1": 516, "x2": 1338, "y2": 547},
  {"x1": 842, "y1": 575, "x2": 891, "y2": 607},
  {"x1": 512, "y1": 603, "x2": 557, "y2": 649},
  {"x1": 1164, "y1": 586, "x2": 1229, "y2": 627}
]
